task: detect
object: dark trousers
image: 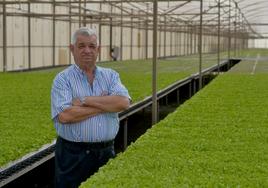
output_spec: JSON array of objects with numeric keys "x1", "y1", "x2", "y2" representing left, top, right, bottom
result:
[{"x1": 54, "y1": 137, "x2": 115, "y2": 188}]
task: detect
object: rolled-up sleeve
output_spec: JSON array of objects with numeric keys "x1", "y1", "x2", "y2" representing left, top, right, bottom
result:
[{"x1": 51, "y1": 73, "x2": 72, "y2": 120}]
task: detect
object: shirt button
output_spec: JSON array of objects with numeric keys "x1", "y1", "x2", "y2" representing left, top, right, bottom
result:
[
  {"x1": 86, "y1": 150, "x2": 90, "y2": 154},
  {"x1": 98, "y1": 124, "x2": 101, "y2": 127}
]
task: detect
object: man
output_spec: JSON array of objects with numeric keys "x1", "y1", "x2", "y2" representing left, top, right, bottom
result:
[{"x1": 51, "y1": 27, "x2": 130, "y2": 188}]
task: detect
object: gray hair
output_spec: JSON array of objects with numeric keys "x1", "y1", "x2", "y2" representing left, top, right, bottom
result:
[{"x1": 71, "y1": 27, "x2": 99, "y2": 45}]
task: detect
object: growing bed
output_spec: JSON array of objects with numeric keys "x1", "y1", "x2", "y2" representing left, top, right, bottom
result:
[
  {"x1": 0, "y1": 54, "x2": 218, "y2": 167},
  {"x1": 80, "y1": 51, "x2": 268, "y2": 187}
]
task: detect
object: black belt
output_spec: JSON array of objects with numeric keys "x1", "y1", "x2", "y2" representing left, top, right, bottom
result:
[{"x1": 58, "y1": 136, "x2": 114, "y2": 149}]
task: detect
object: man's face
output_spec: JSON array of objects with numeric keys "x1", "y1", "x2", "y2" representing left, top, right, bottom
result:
[{"x1": 71, "y1": 34, "x2": 99, "y2": 67}]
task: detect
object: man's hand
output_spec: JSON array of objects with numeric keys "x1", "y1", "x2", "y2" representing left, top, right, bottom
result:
[
  {"x1": 72, "y1": 98, "x2": 82, "y2": 106},
  {"x1": 101, "y1": 91, "x2": 108, "y2": 96},
  {"x1": 82, "y1": 95, "x2": 130, "y2": 112}
]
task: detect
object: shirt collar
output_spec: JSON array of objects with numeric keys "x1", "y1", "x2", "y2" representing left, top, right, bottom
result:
[
  {"x1": 73, "y1": 63, "x2": 99, "y2": 77},
  {"x1": 73, "y1": 63, "x2": 84, "y2": 75}
]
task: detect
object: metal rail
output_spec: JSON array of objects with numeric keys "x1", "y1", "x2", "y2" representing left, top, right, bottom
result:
[{"x1": 0, "y1": 143, "x2": 55, "y2": 187}]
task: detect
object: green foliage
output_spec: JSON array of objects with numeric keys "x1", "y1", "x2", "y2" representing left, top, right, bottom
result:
[
  {"x1": 80, "y1": 73, "x2": 268, "y2": 187},
  {"x1": 238, "y1": 48, "x2": 268, "y2": 58},
  {"x1": 229, "y1": 51, "x2": 268, "y2": 74},
  {"x1": 0, "y1": 72, "x2": 58, "y2": 166},
  {"x1": 1, "y1": 48, "x2": 267, "y2": 168},
  {"x1": 0, "y1": 55, "x2": 216, "y2": 167},
  {"x1": 101, "y1": 57, "x2": 216, "y2": 103}
]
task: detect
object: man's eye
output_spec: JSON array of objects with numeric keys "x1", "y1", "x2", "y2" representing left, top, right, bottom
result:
[{"x1": 89, "y1": 45, "x2": 97, "y2": 49}]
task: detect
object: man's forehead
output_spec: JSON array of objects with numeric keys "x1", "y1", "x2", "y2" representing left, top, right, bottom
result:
[{"x1": 76, "y1": 35, "x2": 97, "y2": 44}]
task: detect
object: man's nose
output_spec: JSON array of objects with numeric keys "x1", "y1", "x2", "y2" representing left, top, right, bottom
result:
[{"x1": 84, "y1": 46, "x2": 91, "y2": 53}]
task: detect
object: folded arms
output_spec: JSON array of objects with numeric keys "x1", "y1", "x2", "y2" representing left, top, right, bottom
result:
[{"x1": 58, "y1": 95, "x2": 130, "y2": 124}]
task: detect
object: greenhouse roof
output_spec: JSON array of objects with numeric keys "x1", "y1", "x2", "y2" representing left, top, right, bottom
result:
[{"x1": 1, "y1": 0, "x2": 267, "y2": 38}]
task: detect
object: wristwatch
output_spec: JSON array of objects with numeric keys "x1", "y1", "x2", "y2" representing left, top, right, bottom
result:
[{"x1": 81, "y1": 97, "x2": 86, "y2": 106}]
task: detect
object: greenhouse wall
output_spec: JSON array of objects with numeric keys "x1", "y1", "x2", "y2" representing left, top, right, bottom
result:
[
  {"x1": 0, "y1": 1, "x2": 250, "y2": 72},
  {"x1": 6, "y1": 15, "x2": 28, "y2": 71},
  {"x1": 99, "y1": 25, "x2": 110, "y2": 61},
  {"x1": 251, "y1": 39, "x2": 268, "y2": 48}
]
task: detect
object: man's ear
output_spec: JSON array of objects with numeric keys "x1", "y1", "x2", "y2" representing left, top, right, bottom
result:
[
  {"x1": 97, "y1": 46, "x2": 101, "y2": 54},
  {"x1": 69, "y1": 44, "x2": 74, "y2": 54}
]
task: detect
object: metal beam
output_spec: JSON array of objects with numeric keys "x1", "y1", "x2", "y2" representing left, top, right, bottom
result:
[
  {"x1": 28, "y1": 1, "x2": 31, "y2": 70},
  {"x1": 3, "y1": 0, "x2": 7, "y2": 72},
  {"x1": 152, "y1": 0, "x2": 158, "y2": 125},
  {"x1": 0, "y1": 0, "x2": 200, "y2": 4},
  {"x1": 199, "y1": 0, "x2": 203, "y2": 90}
]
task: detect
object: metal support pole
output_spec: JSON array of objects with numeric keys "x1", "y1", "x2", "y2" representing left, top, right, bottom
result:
[
  {"x1": 183, "y1": 30, "x2": 185, "y2": 56},
  {"x1": 164, "y1": 16, "x2": 166, "y2": 58},
  {"x1": 120, "y1": 1, "x2": 123, "y2": 61},
  {"x1": 28, "y1": 1, "x2": 31, "y2": 70},
  {"x1": 98, "y1": 25, "x2": 102, "y2": 59},
  {"x1": 217, "y1": 1, "x2": 221, "y2": 74},
  {"x1": 83, "y1": 0, "x2": 86, "y2": 26},
  {"x1": 130, "y1": 9, "x2": 133, "y2": 60},
  {"x1": 158, "y1": 26, "x2": 161, "y2": 57},
  {"x1": 175, "y1": 31, "x2": 178, "y2": 55},
  {"x1": 176, "y1": 89, "x2": 180, "y2": 105},
  {"x1": 152, "y1": 0, "x2": 158, "y2": 125},
  {"x1": 199, "y1": 0, "x2": 203, "y2": 90},
  {"x1": 138, "y1": 10, "x2": 141, "y2": 59},
  {"x1": 189, "y1": 82, "x2": 192, "y2": 98},
  {"x1": 187, "y1": 26, "x2": 190, "y2": 55},
  {"x1": 78, "y1": 0, "x2": 81, "y2": 27},
  {"x1": 179, "y1": 30, "x2": 182, "y2": 55},
  {"x1": 194, "y1": 27, "x2": 196, "y2": 54},
  {"x1": 228, "y1": 0, "x2": 231, "y2": 60},
  {"x1": 123, "y1": 118, "x2": 128, "y2": 150},
  {"x1": 170, "y1": 29, "x2": 173, "y2": 56},
  {"x1": 97, "y1": 3, "x2": 102, "y2": 61},
  {"x1": 234, "y1": 3, "x2": 237, "y2": 57},
  {"x1": 3, "y1": 0, "x2": 7, "y2": 72},
  {"x1": 194, "y1": 26, "x2": 197, "y2": 54},
  {"x1": 52, "y1": 0, "x2": 56, "y2": 67},
  {"x1": 69, "y1": 0, "x2": 71, "y2": 64},
  {"x1": 193, "y1": 79, "x2": 196, "y2": 94},
  {"x1": 109, "y1": 5, "x2": 113, "y2": 55},
  {"x1": 190, "y1": 25, "x2": 193, "y2": 55},
  {"x1": 165, "y1": 96, "x2": 168, "y2": 106},
  {"x1": 145, "y1": 4, "x2": 149, "y2": 59}
]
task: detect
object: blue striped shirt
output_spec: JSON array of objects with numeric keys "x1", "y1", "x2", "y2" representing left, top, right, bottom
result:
[{"x1": 51, "y1": 64, "x2": 130, "y2": 142}]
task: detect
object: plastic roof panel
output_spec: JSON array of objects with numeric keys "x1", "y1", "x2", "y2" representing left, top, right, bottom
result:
[{"x1": 1, "y1": 0, "x2": 267, "y2": 38}]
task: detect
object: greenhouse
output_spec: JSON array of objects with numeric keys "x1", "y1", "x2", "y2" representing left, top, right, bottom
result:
[{"x1": 0, "y1": 0, "x2": 268, "y2": 187}]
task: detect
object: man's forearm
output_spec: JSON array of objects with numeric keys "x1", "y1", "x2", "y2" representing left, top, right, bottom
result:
[
  {"x1": 58, "y1": 106, "x2": 103, "y2": 124},
  {"x1": 83, "y1": 95, "x2": 130, "y2": 112}
]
